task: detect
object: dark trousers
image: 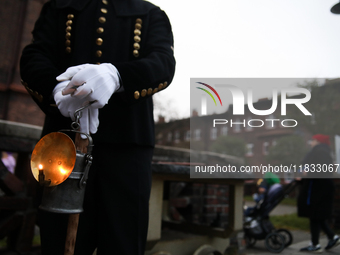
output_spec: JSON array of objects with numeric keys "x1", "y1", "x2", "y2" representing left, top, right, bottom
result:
[
  {"x1": 310, "y1": 218, "x2": 335, "y2": 245},
  {"x1": 38, "y1": 143, "x2": 153, "y2": 255}
]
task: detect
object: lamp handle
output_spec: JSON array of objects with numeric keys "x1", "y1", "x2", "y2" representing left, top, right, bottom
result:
[{"x1": 58, "y1": 129, "x2": 94, "y2": 155}]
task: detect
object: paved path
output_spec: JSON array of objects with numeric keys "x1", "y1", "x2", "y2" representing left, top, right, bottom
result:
[
  {"x1": 245, "y1": 230, "x2": 340, "y2": 254},
  {"x1": 243, "y1": 202, "x2": 340, "y2": 254}
]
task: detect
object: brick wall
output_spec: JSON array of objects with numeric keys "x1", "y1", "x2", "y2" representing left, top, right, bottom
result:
[
  {"x1": 0, "y1": 0, "x2": 47, "y2": 126},
  {"x1": 0, "y1": 0, "x2": 24, "y2": 84},
  {"x1": 5, "y1": 90, "x2": 44, "y2": 125},
  {"x1": 203, "y1": 184, "x2": 229, "y2": 227},
  {"x1": 169, "y1": 183, "x2": 230, "y2": 228}
]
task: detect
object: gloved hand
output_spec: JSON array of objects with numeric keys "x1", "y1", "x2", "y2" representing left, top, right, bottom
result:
[
  {"x1": 55, "y1": 63, "x2": 90, "y2": 82},
  {"x1": 53, "y1": 81, "x2": 99, "y2": 138},
  {"x1": 57, "y1": 63, "x2": 120, "y2": 109}
]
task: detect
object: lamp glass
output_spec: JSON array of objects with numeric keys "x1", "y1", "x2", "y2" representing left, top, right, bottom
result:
[{"x1": 31, "y1": 132, "x2": 76, "y2": 186}]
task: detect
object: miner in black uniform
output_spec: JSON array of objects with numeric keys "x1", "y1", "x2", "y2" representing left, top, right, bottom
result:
[{"x1": 20, "y1": 0, "x2": 175, "y2": 254}]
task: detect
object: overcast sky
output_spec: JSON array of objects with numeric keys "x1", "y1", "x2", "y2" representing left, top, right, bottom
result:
[{"x1": 150, "y1": 0, "x2": 340, "y2": 121}]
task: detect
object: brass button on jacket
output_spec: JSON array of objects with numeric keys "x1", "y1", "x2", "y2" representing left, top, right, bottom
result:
[
  {"x1": 136, "y1": 18, "x2": 142, "y2": 24},
  {"x1": 101, "y1": 8, "x2": 108, "y2": 14},
  {"x1": 133, "y1": 43, "x2": 140, "y2": 50},
  {"x1": 134, "y1": 29, "x2": 141, "y2": 36},
  {"x1": 96, "y1": 38, "x2": 103, "y2": 46},
  {"x1": 133, "y1": 50, "x2": 139, "y2": 57},
  {"x1": 21, "y1": 80, "x2": 28, "y2": 86},
  {"x1": 134, "y1": 36, "x2": 141, "y2": 43},
  {"x1": 147, "y1": 88, "x2": 153, "y2": 95},
  {"x1": 141, "y1": 89, "x2": 147, "y2": 97},
  {"x1": 99, "y1": 17, "x2": 106, "y2": 23},
  {"x1": 97, "y1": 27, "x2": 104, "y2": 34},
  {"x1": 158, "y1": 83, "x2": 163, "y2": 90},
  {"x1": 96, "y1": 50, "x2": 102, "y2": 57},
  {"x1": 134, "y1": 91, "x2": 140, "y2": 99}
]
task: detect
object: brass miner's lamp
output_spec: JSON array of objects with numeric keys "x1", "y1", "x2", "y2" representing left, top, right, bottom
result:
[{"x1": 31, "y1": 105, "x2": 93, "y2": 213}]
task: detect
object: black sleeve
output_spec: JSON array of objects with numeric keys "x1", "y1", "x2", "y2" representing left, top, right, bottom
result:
[{"x1": 20, "y1": 1, "x2": 62, "y2": 114}]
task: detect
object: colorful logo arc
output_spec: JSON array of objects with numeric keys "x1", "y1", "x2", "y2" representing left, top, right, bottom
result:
[{"x1": 196, "y1": 82, "x2": 223, "y2": 106}]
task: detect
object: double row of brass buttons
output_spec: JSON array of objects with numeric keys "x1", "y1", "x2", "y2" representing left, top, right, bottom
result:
[
  {"x1": 134, "y1": 82, "x2": 168, "y2": 100},
  {"x1": 96, "y1": 0, "x2": 108, "y2": 59},
  {"x1": 133, "y1": 19, "x2": 142, "y2": 57},
  {"x1": 65, "y1": 14, "x2": 74, "y2": 54}
]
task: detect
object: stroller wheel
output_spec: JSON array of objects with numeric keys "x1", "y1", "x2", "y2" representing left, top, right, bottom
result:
[
  {"x1": 265, "y1": 233, "x2": 285, "y2": 253},
  {"x1": 244, "y1": 235, "x2": 257, "y2": 248},
  {"x1": 276, "y1": 229, "x2": 293, "y2": 247}
]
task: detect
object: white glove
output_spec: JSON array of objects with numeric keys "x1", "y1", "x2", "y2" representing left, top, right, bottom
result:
[
  {"x1": 55, "y1": 64, "x2": 90, "y2": 81},
  {"x1": 53, "y1": 81, "x2": 99, "y2": 138},
  {"x1": 57, "y1": 63, "x2": 120, "y2": 109}
]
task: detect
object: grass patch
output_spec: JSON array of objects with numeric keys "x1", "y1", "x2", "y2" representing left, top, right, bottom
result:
[
  {"x1": 270, "y1": 213, "x2": 309, "y2": 231},
  {"x1": 244, "y1": 196, "x2": 253, "y2": 202},
  {"x1": 33, "y1": 235, "x2": 41, "y2": 246}
]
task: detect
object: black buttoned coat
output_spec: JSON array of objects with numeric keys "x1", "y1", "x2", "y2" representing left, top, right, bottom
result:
[
  {"x1": 20, "y1": 1, "x2": 175, "y2": 253},
  {"x1": 20, "y1": 0, "x2": 176, "y2": 146}
]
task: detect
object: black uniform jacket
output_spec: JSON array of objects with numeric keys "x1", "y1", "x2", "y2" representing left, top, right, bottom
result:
[
  {"x1": 20, "y1": 0, "x2": 176, "y2": 146},
  {"x1": 297, "y1": 144, "x2": 335, "y2": 219}
]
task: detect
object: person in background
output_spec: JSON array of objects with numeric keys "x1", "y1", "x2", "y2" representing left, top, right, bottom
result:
[
  {"x1": 298, "y1": 134, "x2": 339, "y2": 253},
  {"x1": 253, "y1": 178, "x2": 267, "y2": 203},
  {"x1": 244, "y1": 178, "x2": 265, "y2": 216}
]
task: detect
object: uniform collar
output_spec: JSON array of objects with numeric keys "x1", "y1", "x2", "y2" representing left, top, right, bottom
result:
[{"x1": 56, "y1": 0, "x2": 156, "y2": 16}]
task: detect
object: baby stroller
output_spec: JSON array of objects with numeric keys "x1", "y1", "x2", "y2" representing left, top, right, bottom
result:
[{"x1": 243, "y1": 181, "x2": 298, "y2": 253}]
